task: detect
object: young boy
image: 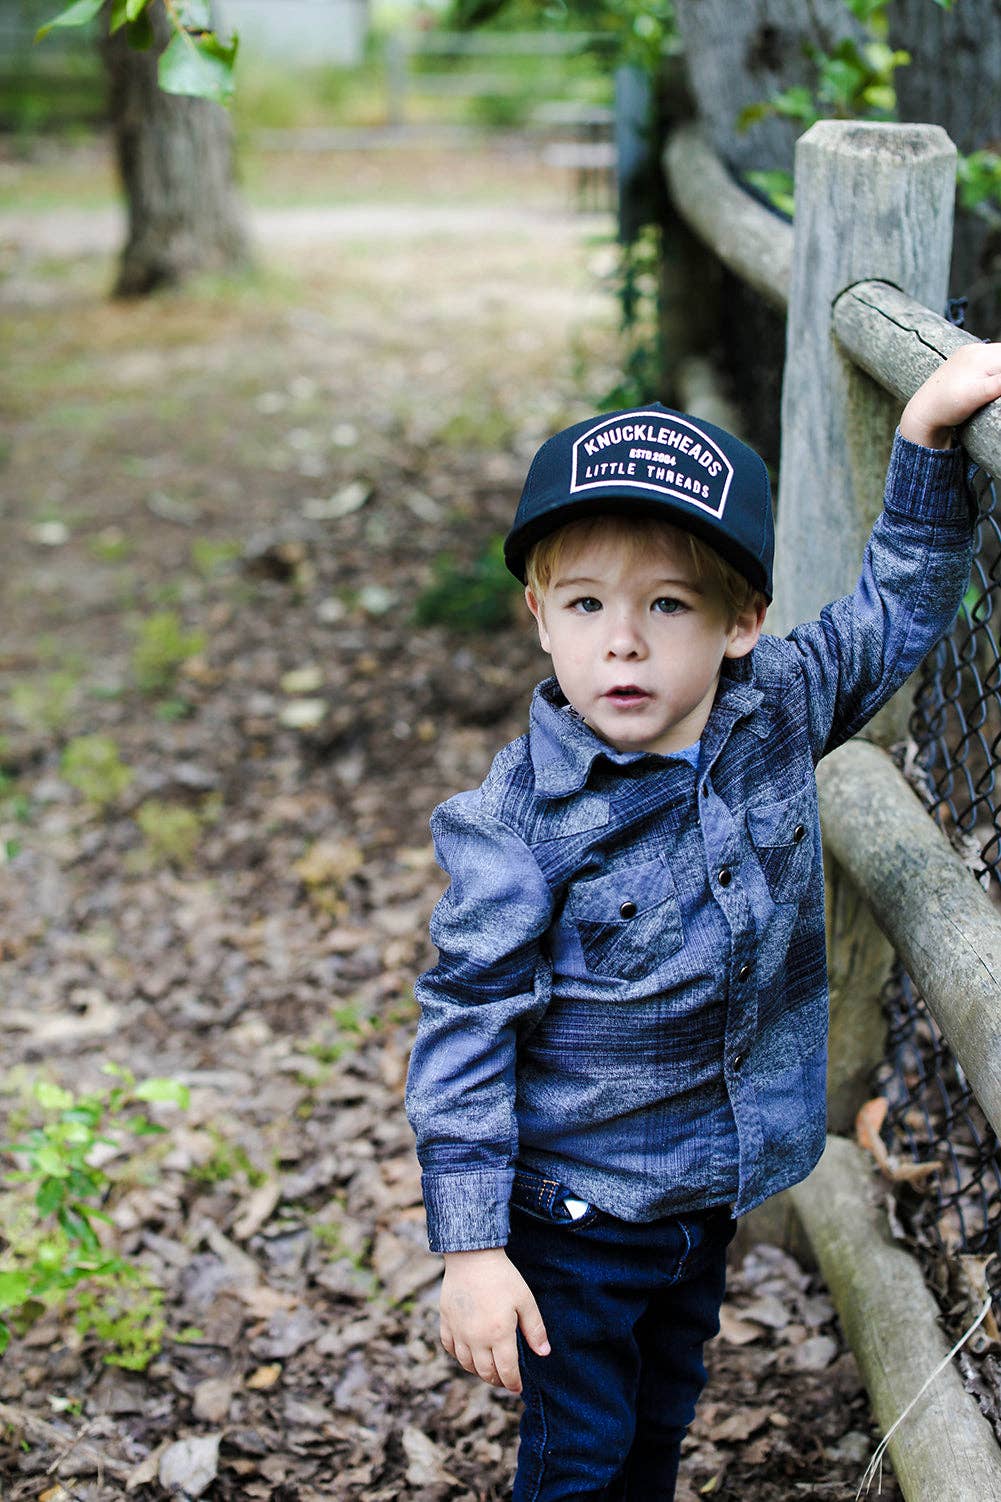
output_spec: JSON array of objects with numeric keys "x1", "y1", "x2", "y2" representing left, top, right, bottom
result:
[{"x1": 406, "y1": 345, "x2": 1001, "y2": 1501}]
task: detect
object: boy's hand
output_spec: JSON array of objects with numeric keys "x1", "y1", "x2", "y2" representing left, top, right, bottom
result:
[
  {"x1": 900, "y1": 341, "x2": 1001, "y2": 451},
  {"x1": 440, "y1": 1247, "x2": 550, "y2": 1395}
]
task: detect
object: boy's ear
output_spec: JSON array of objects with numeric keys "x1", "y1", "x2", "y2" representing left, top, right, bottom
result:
[
  {"x1": 724, "y1": 598, "x2": 767, "y2": 661},
  {"x1": 525, "y1": 587, "x2": 552, "y2": 654}
]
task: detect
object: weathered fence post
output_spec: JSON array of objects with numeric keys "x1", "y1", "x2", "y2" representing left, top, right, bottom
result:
[{"x1": 773, "y1": 122, "x2": 958, "y2": 1136}]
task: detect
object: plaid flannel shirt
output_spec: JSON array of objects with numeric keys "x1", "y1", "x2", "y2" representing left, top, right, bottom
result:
[{"x1": 406, "y1": 433, "x2": 976, "y2": 1254}]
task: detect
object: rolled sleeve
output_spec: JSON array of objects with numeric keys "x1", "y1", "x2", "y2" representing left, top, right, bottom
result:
[{"x1": 405, "y1": 790, "x2": 554, "y2": 1253}]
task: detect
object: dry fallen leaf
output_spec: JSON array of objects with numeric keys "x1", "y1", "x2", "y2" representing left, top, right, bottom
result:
[
  {"x1": 717, "y1": 1304, "x2": 763, "y2": 1346},
  {"x1": 709, "y1": 1406, "x2": 772, "y2": 1443},
  {"x1": 246, "y1": 1364, "x2": 282, "y2": 1390},
  {"x1": 232, "y1": 1178, "x2": 281, "y2": 1241},
  {"x1": 855, "y1": 1095, "x2": 939, "y2": 1184}
]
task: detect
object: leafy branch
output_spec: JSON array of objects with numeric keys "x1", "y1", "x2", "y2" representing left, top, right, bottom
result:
[
  {"x1": 739, "y1": 0, "x2": 999, "y2": 219},
  {"x1": 36, "y1": 0, "x2": 238, "y2": 104}
]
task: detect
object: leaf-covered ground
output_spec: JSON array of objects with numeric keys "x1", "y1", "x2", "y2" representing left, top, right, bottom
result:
[{"x1": 0, "y1": 135, "x2": 898, "y2": 1500}]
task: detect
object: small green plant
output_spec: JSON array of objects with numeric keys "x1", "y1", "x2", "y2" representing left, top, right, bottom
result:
[
  {"x1": 188, "y1": 1128, "x2": 268, "y2": 1188},
  {"x1": 737, "y1": 0, "x2": 973, "y2": 218},
  {"x1": 131, "y1": 610, "x2": 206, "y2": 695},
  {"x1": 415, "y1": 537, "x2": 520, "y2": 633},
  {"x1": 0, "y1": 770, "x2": 31, "y2": 862},
  {"x1": 596, "y1": 223, "x2": 665, "y2": 410},
  {"x1": 10, "y1": 670, "x2": 80, "y2": 735},
  {"x1": 61, "y1": 734, "x2": 133, "y2": 807},
  {"x1": 0, "y1": 1069, "x2": 189, "y2": 1364},
  {"x1": 89, "y1": 527, "x2": 132, "y2": 564},
  {"x1": 134, "y1": 799, "x2": 204, "y2": 868},
  {"x1": 74, "y1": 1277, "x2": 166, "y2": 1371},
  {"x1": 190, "y1": 537, "x2": 241, "y2": 578},
  {"x1": 958, "y1": 149, "x2": 1001, "y2": 220}
]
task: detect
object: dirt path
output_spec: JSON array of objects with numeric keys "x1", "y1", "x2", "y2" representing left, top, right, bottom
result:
[{"x1": 0, "y1": 152, "x2": 896, "y2": 1499}]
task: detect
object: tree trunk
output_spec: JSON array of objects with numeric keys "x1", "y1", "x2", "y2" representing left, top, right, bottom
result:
[
  {"x1": 891, "y1": 0, "x2": 1001, "y2": 336},
  {"x1": 670, "y1": 0, "x2": 999, "y2": 422},
  {"x1": 100, "y1": 0, "x2": 250, "y2": 296}
]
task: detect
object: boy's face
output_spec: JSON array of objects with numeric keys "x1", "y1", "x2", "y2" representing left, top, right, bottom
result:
[{"x1": 525, "y1": 523, "x2": 765, "y2": 757}]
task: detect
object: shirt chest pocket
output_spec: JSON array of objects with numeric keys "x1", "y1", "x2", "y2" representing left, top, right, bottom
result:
[
  {"x1": 565, "y1": 858, "x2": 684, "y2": 981},
  {"x1": 746, "y1": 786, "x2": 815, "y2": 905}
]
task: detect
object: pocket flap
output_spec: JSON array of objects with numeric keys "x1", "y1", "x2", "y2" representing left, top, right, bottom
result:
[
  {"x1": 568, "y1": 858, "x2": 677, "y2": 922},
  {"x1": 746, "y1": 786, "x2": 814, "y2": 849}
]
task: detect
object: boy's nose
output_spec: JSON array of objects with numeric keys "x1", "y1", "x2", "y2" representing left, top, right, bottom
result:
[{"x1": 605, "y1": 616, "x2": 647, "y2": 658}]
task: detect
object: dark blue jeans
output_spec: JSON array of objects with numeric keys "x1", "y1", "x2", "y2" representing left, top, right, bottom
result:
[{"x1": 506, "y1": 1165, "x2": 736, "y2": 1502}]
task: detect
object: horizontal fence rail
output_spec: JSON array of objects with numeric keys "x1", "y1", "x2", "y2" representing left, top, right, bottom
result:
[
  {"x1": 833, "y1": 281, "x2": 1001, "y2": 478},
  {"x1": 817, "y1": 740, "x2": 1001, "y2": 1144},
  {"x1": 662, "y1": 124, "x2": 791, "y2": 311}
]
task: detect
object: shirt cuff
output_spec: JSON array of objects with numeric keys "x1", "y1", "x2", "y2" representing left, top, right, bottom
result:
[
  {"x1": 883, "y1": 428, "x2": 976, "y2": 534},
  {"x1": 421, "y1": 1167, "x2": 514, "y2": 1253}
]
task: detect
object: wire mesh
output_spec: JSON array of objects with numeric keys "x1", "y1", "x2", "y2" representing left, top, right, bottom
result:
[{"x1": 876, "y1": 462, "x2": 1001, "y2": 1349}]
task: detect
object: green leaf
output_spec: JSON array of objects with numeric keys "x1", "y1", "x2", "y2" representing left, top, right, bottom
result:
[
  {"x1": 861, "y1": 83, "x2": 897, "y2": 112},
  {"x1": 0, "y1": 1321, "x2": 9, "y2": 1354},
  {"x1": 34, "y1": 1145, "x2": 70, "y2": 1178},
  {"x1": 36, "y1": 1176, "x2": 66, "y2": 1215},
  {"x1": 35, "y1": 1082, "x2": 74, "y2": 1113},
  {"x1": 158, "y1": 27, "x2": 238, "y2": 105},
  {"x1": 736, "y1": 101, "x2": 770, "y2": 131},
  {"x1": 0, "y1": 1272, "x2": 31, "y2": 1311},
  {"x1": 134, "y1": 1078, "x2": 190, "y2": 1108},
  {"x1": 110, "y1": 0, "x2": 129, "y2": 33},
  {"x1": 744, "y1": 170, "x2": 795, "y2": 219},
  {"x1": 59, "y1": 1205, "x2": 100, "y2": 1251},
  {"x1": 36, "y1": 0, "x2": 104, "y2": 41},
  {"x1": 127, "y1": 11, "x2": 154, "y2": 48},
  {"x1": 127, "y1": 0, "x2": 148, "y2": 16}
]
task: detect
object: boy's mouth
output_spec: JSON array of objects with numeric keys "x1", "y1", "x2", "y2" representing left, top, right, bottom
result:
[{"x1": 605, "y1": 685, "x2": 650, "y2": 704}]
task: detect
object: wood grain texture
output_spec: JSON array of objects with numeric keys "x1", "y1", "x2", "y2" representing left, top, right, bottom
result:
[
  {"x1": 772, "y1": 122, "x2": 957, "y2": 654},
  {"x1": 791, "y1": 1136, "x2": 1001, "y2": 1500},
  {"x1": 818, "y1": 739, "x2": 1001, "y2": 1142},
  {"x1": 834, "y1": 282, "x2": 1001, "y2": 478}
]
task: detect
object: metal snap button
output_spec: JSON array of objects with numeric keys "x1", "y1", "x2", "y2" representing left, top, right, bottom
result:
[
  {"x1": 718, "y1": 868, "x2": 732, "y2": 887},
  {"x1": 732, "y1": 1052, "x2": 746, "y2": 1071},
  {"x1": 619, "y1": 900, "x2": 637, "y2": 919},
  {"x1": 793, "y1": 823, "x2": 806, "y2": 843},
  {"x1": 737, "y1": 962, "x2": 751, "y2": 982}
]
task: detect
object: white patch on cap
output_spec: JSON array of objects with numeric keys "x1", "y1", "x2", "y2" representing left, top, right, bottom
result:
[{"x1": 570, "y1": 411, "x2": 734, "y2": 518}]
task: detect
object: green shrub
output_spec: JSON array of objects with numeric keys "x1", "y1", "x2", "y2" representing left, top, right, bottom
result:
[
  {"x1": 131, "y1": 611, "x2": 206, "y2": 694},
  {"x1": 0, "y1": 1069, "x2": 189, "y2": 1366},
  {"x1": 134, "y1": 800, "x2": 204, "y2": 867},
  {"x1": 61, "y1": 735, "x2": 133, "y2": 807},
  {"x1": 415, "y1": 537, "x2": 519, "y2": 633}
]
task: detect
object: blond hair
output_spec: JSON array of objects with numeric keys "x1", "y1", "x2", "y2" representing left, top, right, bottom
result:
[{"x1": 524, "y1": 514, "x2": 765, "y2": 628}]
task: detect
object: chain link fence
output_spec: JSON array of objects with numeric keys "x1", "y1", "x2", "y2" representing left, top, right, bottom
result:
[{"x1": 876, "y1": 453, "x2": 1001, "y2": 1431}]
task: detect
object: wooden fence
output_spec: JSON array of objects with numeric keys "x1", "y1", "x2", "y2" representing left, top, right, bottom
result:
[{"x1": 664, "y1": 118, "x2": 1001, "y2": 1499}]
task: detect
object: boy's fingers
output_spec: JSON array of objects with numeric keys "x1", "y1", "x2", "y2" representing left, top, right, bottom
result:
[
  {"x1": 472, "y1": 1349, "x2": 502, "y2": 1386},
  {"x1": 517, "y1": 1299, "x2": 551, "y2": 1357},
  {"x1": 452, "y1": 1339, "x2": 475, "y2": 1376},
  {"x1": 493, "y1": 1338, "x2": 523, "y2": 1394}
]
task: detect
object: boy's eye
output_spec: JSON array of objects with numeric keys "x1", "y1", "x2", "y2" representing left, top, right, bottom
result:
[
  {"x1": 652, "y1": 597, "x2": 685, "y2": 615},
  {"x1": 570, "y1": 596, "x2": 602, "y2": 614}
]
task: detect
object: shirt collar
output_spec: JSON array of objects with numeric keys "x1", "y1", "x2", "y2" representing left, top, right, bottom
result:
[{"x1": 528, "y1": 664, "x2": 764, "y2": 799}]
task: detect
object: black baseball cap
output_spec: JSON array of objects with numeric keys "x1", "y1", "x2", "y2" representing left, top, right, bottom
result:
[{"x1": 504, "y1": 402, "x2": 774, "y2": 600}]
